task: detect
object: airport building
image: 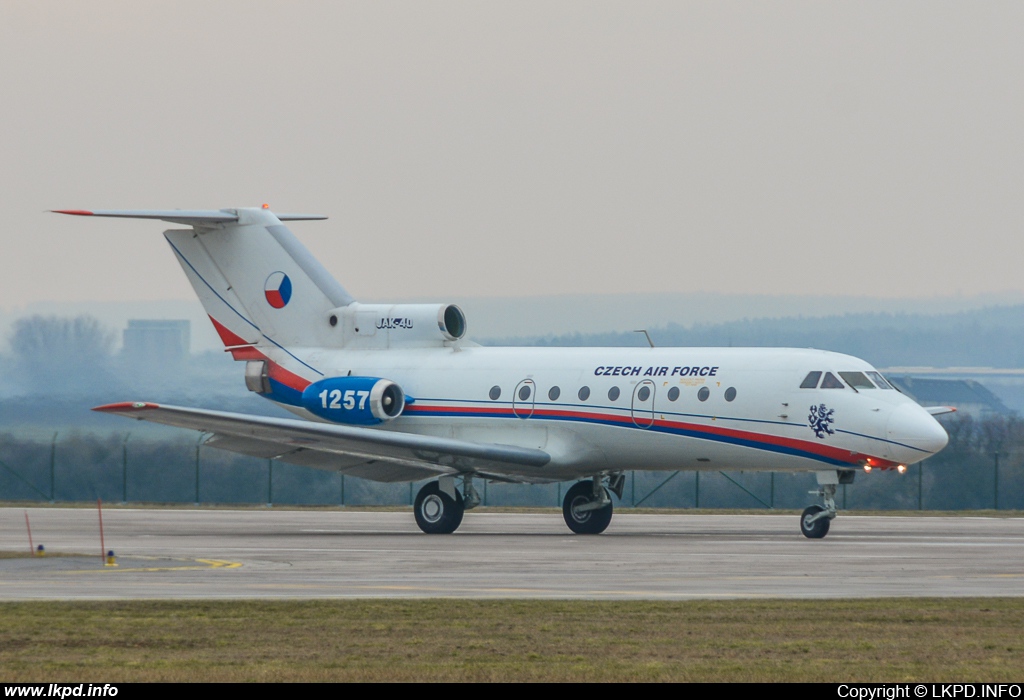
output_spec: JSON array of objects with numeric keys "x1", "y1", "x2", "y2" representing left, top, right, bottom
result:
[
  {"x1": 122, "y1": 319, "x2": 191, "y2": 368},
  {"x1": 888, "y1": 376, "x2": 1013, "y2": 418}
]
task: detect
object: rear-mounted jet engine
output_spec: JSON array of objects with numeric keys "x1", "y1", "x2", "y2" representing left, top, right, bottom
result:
[{"x1": 326, "y1": 303, "x2": 467, "y2": 347}]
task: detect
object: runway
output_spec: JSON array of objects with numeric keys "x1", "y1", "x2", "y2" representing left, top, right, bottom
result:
[{"x1": 2, "y1": 507, "x2": 1023, "y2": 600}]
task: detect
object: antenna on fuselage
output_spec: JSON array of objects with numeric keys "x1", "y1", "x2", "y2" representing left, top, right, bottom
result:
[{"x1": 634, "y1": 330, "x2": 655, "y2": 348}]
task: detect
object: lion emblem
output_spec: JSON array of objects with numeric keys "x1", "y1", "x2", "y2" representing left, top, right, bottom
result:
[{"x1": 808, "y1": 403, "x2": 835, "y2": 439}]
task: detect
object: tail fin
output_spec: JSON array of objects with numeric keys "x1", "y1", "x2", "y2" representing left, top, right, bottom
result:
[{"x1": 55, "y1": 207, "x2": 352, "y2": 358}]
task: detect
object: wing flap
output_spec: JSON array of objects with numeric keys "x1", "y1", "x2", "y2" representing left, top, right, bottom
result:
[
  {"x1": 95, "y1": 402, "x2": 550, "y2": 482},
  {"x1": 201, "y1": 434, "x2": 440, "y2": 482}
]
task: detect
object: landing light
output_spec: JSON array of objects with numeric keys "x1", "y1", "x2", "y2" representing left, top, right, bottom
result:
[
  {"x1": 897, "y1": 464, "x2": 907, "y2": 474},
  {"x1": 863, "y1": 465, "x2": 872, "y2": 473}
]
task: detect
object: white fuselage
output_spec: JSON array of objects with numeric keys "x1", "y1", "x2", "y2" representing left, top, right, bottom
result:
[{"x1": 272, "y1": 344, "x2": 948, "y2": 482}]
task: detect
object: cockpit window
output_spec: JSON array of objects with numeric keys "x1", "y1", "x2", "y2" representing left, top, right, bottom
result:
[
  {"x1": 839, "y1": 371, "x2": 876, "y2": 389},
  {"x1": 820, "y1": 372, "x2": 845, "y2": 389},
  {"x1": 800, "y1": 371, "x2": 822, "y2": 389},
  {"x1": 866, "y1": 371, "x2": 895, "y2": 390}
]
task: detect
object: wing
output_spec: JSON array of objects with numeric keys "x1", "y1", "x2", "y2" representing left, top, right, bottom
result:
[
  {"x1": 94, "y1": 402, "x2": 551, "y2": 483},
  {"x1": 924, "y1": 406, "x2": 957, "y2": 417}
]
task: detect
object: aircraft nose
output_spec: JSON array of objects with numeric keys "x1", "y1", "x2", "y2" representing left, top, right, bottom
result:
[{"x1": 886, "y1": 403, "x2": 949, "y2": 461}]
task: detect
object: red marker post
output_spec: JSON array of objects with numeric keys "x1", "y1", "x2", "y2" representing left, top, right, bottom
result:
[
  {"x1": 24, "y1": 511, "x2": 33, "y2": 554},
  {"x1": 97, "y1": 498, "x2": 106, "y2": 563}
]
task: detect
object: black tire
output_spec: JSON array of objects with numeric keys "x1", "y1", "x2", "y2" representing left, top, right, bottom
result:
[
  {"x1": 800, "y1": 504, "x2": 831, "y2": 539},
  {"x1": 562, "y1": 480, "x2": 613, "y2": 534},
  {"x1": 414, "y1": 481, "x2": 465, "y2": 534}
]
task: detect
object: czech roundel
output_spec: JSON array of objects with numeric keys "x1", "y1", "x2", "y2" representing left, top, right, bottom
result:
[{"x1": 264, "y1": 272, "x2": 292, "y2": 309}]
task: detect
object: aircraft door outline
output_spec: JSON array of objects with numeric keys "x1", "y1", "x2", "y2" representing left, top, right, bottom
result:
[
  {"x1": 631, "y1": 380, "x2": 656, "y2": 428},
  {"x1": 513, "y1": 379, "x2": 536, "y2": 419}
]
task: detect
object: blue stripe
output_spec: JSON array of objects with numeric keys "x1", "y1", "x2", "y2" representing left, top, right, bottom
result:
[
  {"x1": 835, "y1": 428, "x2": 930, "y2": 454},
  {"x1": 415, "y1": 395, "x2": 922, "y2": 455},
  {"x1": 166, "y1": 238, "x2": 323, "y2": 377},
  {"x1": 415, "y1": 395, "x2": 793, "y2": 428},
  {"x1": 264, "y1": 378, "x2": 303, "y2": 406},
  {"x1": 167, "y1": 239, "x2": 261, "y2": 333},
  {"x1": 407, "y1": 405, "x2": 853, "y2": 468}
]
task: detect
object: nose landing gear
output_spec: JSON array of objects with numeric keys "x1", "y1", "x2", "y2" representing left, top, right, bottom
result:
[
  {"x1": 800, "y1": 502, "x2": 831, "y2": 539},
  {"x1": 800, "y1": 470, "x2": 854, "y2": 539}
]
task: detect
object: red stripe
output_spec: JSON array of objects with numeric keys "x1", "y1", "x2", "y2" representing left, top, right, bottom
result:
[
  {"x1": 207, "y1": 315, "x2": 311, "y2": 392},
  {"x1": 92, "y1": 402, "x2": 159, "y2": 412},
  {"x1": 52, "y1": 209, "x2": 94, "y2": 216},
  {"x1": 229, "y1": 346, "x2": 264, "y2": 361},
  {"x1": 267, "y1": 362, "x2": 311, "y2": 392},
  {"x1": 208, "y1": 315, "x2": 253, "y2": 348},
  {"x1": 405, "y1": 403, "x2": 896, "y2": 468}
]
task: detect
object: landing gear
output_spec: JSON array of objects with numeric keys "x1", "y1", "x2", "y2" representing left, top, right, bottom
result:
[
  {"x1": 800, "y1": 470, "x2": 847, "y2": 539},
  {"x1": 800, "y1": 504, "x2": 830, "y2": 539},
  {"x1": 562, "y1": 479, "x2": 614, "y2": 534},
  {"x1": 414, "y1": 480, "x2": 465, "y2": 534}
]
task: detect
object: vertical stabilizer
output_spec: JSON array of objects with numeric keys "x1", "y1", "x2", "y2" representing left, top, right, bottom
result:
[{"x1": 162, "y1": 208, "x2": 352, "y2": 355}]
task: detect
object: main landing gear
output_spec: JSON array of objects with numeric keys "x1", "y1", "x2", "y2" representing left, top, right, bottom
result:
[
  {"x1": 414, "y1": 473, "x2": 626, "y2": 535},
  {"x1": 800, "y1": 470, "x2": 854, "y2": 539},
  {"x1": 413, "y1": 475, "x2": 481, "y2": 534},
  {"x1": 562, "y1": 473, "x2": 624, "y2": 535}
]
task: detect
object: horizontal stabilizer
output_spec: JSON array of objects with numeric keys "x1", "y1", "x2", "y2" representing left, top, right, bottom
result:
[
  {"x1": 52, "y1": 209, "x2": 327, "y2": 225},
  {"x1": 93, "y1": 402, "x2": 551, "y2": 483}
]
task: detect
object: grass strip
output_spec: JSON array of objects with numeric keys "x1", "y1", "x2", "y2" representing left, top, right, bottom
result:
[{"x1": 1, "y1": 598, "x2": 1023, "y2": 682}]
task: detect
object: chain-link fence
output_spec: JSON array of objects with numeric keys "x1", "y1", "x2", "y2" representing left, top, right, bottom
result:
[{"x1": 2, "y1": 418, "x2": 1021, "y2": 510}]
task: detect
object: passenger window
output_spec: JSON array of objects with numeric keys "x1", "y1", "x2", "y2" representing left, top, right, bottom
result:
[
  {"x1": 667, "y1": 387, "x2": 680, "y2": 401},
  {"x1": 578, "y1": 386, "x2": 591, "y2": 401},
  {"x1": 697, "y1": 387, "x2": 710, "y2": 401},
  {"x1": 608, "y1": 386, "x2": 620, "y2": 401},
  {"x1": 548, "y1": 386, "x2": 561, "y2": 401},
  {"x1": 866, "y1": 371, "x2": 894, "y2": 390},
  {"x1": 724, "y1": 387, "x2": 736, "y2": 402},
  {"x1": 839, "y1": 371, "x2": 875, "y2": 389},
  {"x1": 800, "y1": 371, "x2": 821, "y2": 389},
  {"x1": 637, "y1": 386, "x2": 651, "y2": 402},
  {"x1": 518, "y1": 385, "x2": 532, "y2": 401},
  {"x1": 489, "y1": 386, "x2": 501, "y2": 400},
  {"x1": 820, "y1": 372, "x2": 845, "y2": 389}
]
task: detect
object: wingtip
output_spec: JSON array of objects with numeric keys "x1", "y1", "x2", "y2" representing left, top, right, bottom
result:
[
  {"x1": 93, "y1": 402, "x2": 159, "y2": 412},
  {"x1": 52, "y1": 209, "x2": 94, "y2": 216}
]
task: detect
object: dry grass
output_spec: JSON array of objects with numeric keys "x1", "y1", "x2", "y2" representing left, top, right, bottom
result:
[{"x1": 1, "y1": 598, "x2": 1023, "y2": 681}]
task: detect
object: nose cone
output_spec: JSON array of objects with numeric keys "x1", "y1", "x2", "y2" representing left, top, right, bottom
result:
[{"x1": 887, "y1": 403, "x2": 949, "y2": 463}]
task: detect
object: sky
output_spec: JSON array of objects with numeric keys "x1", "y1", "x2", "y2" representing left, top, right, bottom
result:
[{"x1": 2, "y1": 2, "x2": 1024, "y2": 311}]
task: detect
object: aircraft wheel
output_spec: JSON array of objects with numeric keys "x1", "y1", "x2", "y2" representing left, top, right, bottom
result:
[
  {"x1": 414, "y1": 481, "x2": 464, "y2": 534},
  {"x1": 562, "y1": 480, "x2": 613, "y2": 535},
  {"x1": 800, "y1": 505, "x2": 830, "y2": 539}
]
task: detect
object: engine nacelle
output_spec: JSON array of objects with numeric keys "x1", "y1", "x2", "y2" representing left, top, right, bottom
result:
[
  {"x1": 328, "y1": 302, "x2": 467, "y2": 347},
  {"x1": 301, "y1": 377, "x2": 406, "y2": 425}
]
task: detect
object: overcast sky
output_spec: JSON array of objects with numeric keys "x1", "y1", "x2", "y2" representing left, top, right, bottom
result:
[{"x1": 2, "y1": 2, "x2": 1023, "y2": 310}]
